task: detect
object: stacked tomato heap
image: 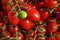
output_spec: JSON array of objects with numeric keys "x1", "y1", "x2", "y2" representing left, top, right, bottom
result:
[{"x1": 0, "y1": 0, "x2": 60, "y2": 40}]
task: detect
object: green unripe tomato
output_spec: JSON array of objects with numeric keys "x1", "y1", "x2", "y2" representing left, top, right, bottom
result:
[{"x1": 19, "y1": 11, "x2": 27, "y2": 19}]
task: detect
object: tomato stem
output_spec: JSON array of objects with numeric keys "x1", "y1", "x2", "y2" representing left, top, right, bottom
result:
[{"x1": 50, "y1": 2, "x2": 60, "y2": 14}]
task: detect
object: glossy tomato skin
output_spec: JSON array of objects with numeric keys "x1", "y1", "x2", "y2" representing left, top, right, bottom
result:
[
  {"x1": 6, "y1": 32, "x2": 11, "y2": 38},
  {"x1": 29, "y1": 30, "x2": 34, "y2": 38},
  {"x1": 8, "y1": 11, "x2": 20, "y2": 26},
  {"x1": 43, "y1": 0, "x2": 58, "y2": 9},
  {"x1": 26, "y1": 8, "x2": 40, "y2": 22},
  {"x1": 47, "y1": 22, "x2": 58, "y2": 34},
  {"x1": 40, "y1": 11, "x2": 49, "y2": 20},
  {"x1": 18, "y1": 34, "x2": 24, "y2": 40},
  {"x1": 20, "y1": 19, "x2": 34, "y2": 31}
]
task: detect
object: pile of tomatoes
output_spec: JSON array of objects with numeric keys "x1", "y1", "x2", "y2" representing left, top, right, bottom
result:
[{"x1": 0, "y1": 0, "x2": 60, "y2": 40}]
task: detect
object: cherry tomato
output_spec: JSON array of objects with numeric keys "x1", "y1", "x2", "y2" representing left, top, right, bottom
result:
[
  {"x1": 29, "y1": 30, "x2": 34, "y2": 38},
  {"x1": 20, "y1": 19, "x2": 34, "y2": 31},
  {"x1": 18, "y1": 33, "x2": 24, "y2": 40},
  {"x1": 7, "y1": 25, "x2": 20, "y2": 33},
  {"x1": 26, "y1": 8, "x2": 40, "y2": 22},
  {"x1": 5, "y1": 32, "x2": 11, "y2": 38},
  {"x1": 47, "y1": 22, "x2": 58, "y2": 33},
  {"x1": 43, "y1": 0, "x2": 58, "y2": 9},
  {"x1": 40, "y1": 11, "x2": 49, "y2": 20},
  {"x1": 8, "y1": 11, "x2": 20, "y2": 26},
  {"x1": 36, "y1": 2, "x2": 44, "y2": 9}
]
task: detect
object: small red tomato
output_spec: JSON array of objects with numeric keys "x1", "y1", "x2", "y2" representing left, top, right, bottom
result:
[
  {"x1": 36, "y1": 2, "x2": 44, "y2": 8},
  {"x1": 26, "y1": 8, "x2": 40, "y2": 22},
  {"x1": 8, "y1": 11, "x2": 20, "y2": 26},
  {"x1": 5, "y1": 32, "x2": 11, "y2": 38},
  {"x1": 36, "y1": 25, "x2": 46, "y2": 35},
  {"x1": 7, "y1": 25, "x2": 20, "y2": 33},
  {"x1": 15, "y1": 26, "x2": 20, "y2": 32},
  {"x1": 43, "y1": 0, "x2": 58, "y2": 9},
  {"x1": 20, "y1": 19, "x2": 34, "y2": 31},
  {"x1": 57, "y1": 12, "x2": 60, "y2": 19},
  {"x1": 40, "y1": 11, "x2": 49, "y2": 20},
  {"x1": 18, "y1": 34, "x2": 24, "y2": 40},
  {"x1": 7, "y1": 26, "x2": 15, "y2": 33},
  {"x1": 29, "y1": 30, "x2": 34, "y2": 38},
  {"x1": 47, "y1": 22, "x2": 58, "y2": 33}
]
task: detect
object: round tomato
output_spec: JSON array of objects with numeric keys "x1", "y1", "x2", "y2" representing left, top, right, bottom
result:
[
  {"x1": 8, "y1": 11, "x2": 20, "y2": 26},
  {"x1": 47, "y1": 22, "x2": 58, "y2": 33},
  {"x1": 20, "y1": 19, "x2": 34, "y2": 31},
  {"x1": 26, "y1": 8, "x2": 40, "y2": 22},
  {"x1": 43, "y1": 0, "x2": 58, "y2": 9}
]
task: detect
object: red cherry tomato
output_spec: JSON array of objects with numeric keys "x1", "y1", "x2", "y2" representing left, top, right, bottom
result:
[
  {"x1": 36, "y1": 2, "x2": 44, "y2": 9},
  {"x1": 29, "y1": 30, "x2": 34, "y2": 38},
  {"x1": 7, "y1": 26, "x2": 20, "y2": 33},
  {"x1": 20, "y1": 19, "x2": 34, "y2": 31},
  {"x1": 26, "y1": 8, "x2": 40, "y2": 22},
  {"x1": 8, "y1": 11, "x2": 20, "y2": 26},
  {"x1": 40, "y1": 11, "x2": 49, "y2": 20},
  {"x1": 43, "y1": 0, "x2": 58, "y2": 9},
  {"x1": 47, "y1": 22, "x2": 58, "y2": 33},
  {"x1": 18, "y1": 34, "x2": 24, "y2": 40},
  {"x1": 6, "y1": 32, "x2": 11, "y2": 38}
]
